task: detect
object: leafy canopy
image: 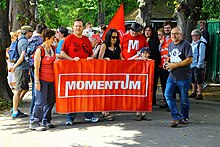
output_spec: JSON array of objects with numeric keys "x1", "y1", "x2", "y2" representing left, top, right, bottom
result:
[{"x1": 37, "y1": 0, "x2": 138, "y2": 28}]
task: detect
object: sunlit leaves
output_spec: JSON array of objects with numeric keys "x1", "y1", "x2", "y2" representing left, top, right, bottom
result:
[{"x1": 36, "y1": 0, "x2": 138, "y2": 28}]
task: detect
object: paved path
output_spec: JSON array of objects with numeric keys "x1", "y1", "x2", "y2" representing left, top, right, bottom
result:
[{"x1": 1, "y1": 88, "x2": 220, "y2": 147}]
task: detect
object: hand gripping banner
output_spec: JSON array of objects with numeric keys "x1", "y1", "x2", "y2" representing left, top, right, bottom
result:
[{"x1": 54, "y1": 60, "x2": 155, "y2": 113}]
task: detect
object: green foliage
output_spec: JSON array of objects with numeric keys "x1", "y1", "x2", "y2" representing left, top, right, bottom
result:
[
  {"x1": 201, "y1": 0, "x2": 220, "y2": 19},
  {"x1": 0, "y1": 0, "x2": 6, "y2": 9},
  {"x1": 0, "y1": 97, "x2": 11, "y2": 112},
  {"x1": 37, "y1": 0, "x2": 138, "y2": 28}
]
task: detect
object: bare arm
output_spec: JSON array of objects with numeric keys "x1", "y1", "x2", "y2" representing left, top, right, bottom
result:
[
  {"x1": 56, "y1": 53, "x2": 63, "y2": 59},
  {"x1": 10, "y1": 51, "x2": 25, "y2": 72},
  {"x1": 60, "y1": 51, "x2": 80, "y2": 61},
  {"x1": 166, "y1": 57, "x2": 192, "y2": 70},
  {"x1": 98, "y1": 44, "x2": 106, "y2": 59},
  {"x1": 60, "y1": 51, "x2": 73, "y2": 60},
  {"x1": 34, "y1": 48, "x2": 42, "y2": 91}
]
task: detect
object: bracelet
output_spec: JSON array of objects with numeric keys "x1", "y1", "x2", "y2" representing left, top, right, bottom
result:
[{"x1": 35, "y1": 82, "x2": 39, "y2": 84}]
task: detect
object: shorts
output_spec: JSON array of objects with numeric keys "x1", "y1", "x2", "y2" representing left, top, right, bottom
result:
[
  {"x1": 14, "y1": 69, "x2": 29, "y2": 91},
  {"x1": 191, "y1": 67, "x2": 204, "y2": 84}
]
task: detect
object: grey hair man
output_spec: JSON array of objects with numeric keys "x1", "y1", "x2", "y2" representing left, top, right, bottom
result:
[{"x1": 189, "y1": 29, "x2": 206, "y2": 100}]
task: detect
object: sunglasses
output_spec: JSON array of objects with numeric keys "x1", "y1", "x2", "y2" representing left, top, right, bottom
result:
[{"x1": 111, "y1": 36, "x2": 118, "y2": 39}]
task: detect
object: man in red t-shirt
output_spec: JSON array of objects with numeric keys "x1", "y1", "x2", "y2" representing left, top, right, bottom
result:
[
  {"x1": 120, "y1": 22, "x2": 147, "y2": 60},
  {"x1": 60, "y1": 18, "x2": 99, "y2": 125},
  {"x1": 61, "y1": 19, "x2": 93, "y2": 60},
  {"x1": 159, "y1": 20, "x2": 174, "y2": 109},
  {"x1": 120, "y1": 23, "x2": 151, "y2": 121}
]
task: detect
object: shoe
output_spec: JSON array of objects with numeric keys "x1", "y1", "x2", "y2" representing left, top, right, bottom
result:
[
  {"x1": 141, "y1": 115, "x2": 151, "y2": 121},
  {"x1": 42, "y1": 122, "x2": 55, "y2": 128},
  {"x1": 103, "y1": 114, "x2": 114, "y2": 121},
  {"x1": 189, "y1": 93, "x2": 197, "y2": 98},
  {"x1": 135, "y1": 115, "x2": 142, "y2": 121},
  {"x1": 10, "y1": 108, "x2": 24, "y2": 115},
  {"x1": 29, "y1": 123, "x2": 46, "y2": 131},
  {"x1": 12, "y1": 111, "x2": 28, "y2": 118},
  {"x1": 195, "y1": 95, "x2": 203, "y2": 100},
  {"x1": 166, "y1": 108, "x2": 171, "y2": 112},
  {"x1": 170, "y1": 120, "x2": 180, "y2": 128},
  {"x1": 65, "y1": 120, "x2": 73, "y2": 125},
  {"x1": 85, "y1": 117, "x2": 99, "y2": 123},
  {"x1": 180, "y1": 118, "x2": 189, "y2": 124}
]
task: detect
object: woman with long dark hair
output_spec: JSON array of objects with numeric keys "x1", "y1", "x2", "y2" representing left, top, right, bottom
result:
[
  {"x1": 98, "y1": 29, "x2": 121, "y2": 60},
  {"x1": 143, "y1": 26, "x2": 161, "y2": 105},
  {"x1": 98, "y1": 29, "x2": 121, "y2": 120}
]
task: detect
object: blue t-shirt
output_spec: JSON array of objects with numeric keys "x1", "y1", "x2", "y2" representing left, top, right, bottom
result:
[
  {"x1": 56, "y1": 40, "x2": 64, "y2": 54},
  {"x1": 17, "y1": 35, "x2": 29, "y2": 70},
  {"x1": 168, "y1": 39, "x2": 193, "y2": 80}
]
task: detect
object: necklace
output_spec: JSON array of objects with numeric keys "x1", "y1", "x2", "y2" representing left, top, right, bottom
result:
[{"x1": 46, "y1": 49, "x2": 52, "y2": 56}]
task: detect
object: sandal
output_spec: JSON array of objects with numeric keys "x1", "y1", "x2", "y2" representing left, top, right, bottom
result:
[
  {"x1": 103, "y1": 114, "x2": 114, "y2": 121},
  {"x1": 141, "y1": 115, "x2": 152, "y2": 121}
]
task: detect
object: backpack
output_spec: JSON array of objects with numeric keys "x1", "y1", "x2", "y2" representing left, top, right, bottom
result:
[
  {"x1": 197, "y1": 41, "x2": 206, "y2": 62},
  {"x1": 25, "y1": 36, "x2": 42, "y2": 67},
  {"x1": 8, "y1": 36, "x2": 27, "y2": 63}
]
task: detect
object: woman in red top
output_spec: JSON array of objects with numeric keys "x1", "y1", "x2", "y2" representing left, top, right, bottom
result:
[{"x1": 30, "y1": 29, "x2": 56, "y2": 131}]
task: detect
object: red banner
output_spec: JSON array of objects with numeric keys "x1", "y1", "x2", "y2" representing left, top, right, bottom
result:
[{"x1": 54, "y1": 60, "x2": 154, "y2": 113}]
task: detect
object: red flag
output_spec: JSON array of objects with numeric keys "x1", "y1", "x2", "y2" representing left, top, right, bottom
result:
[{"x1": 102, "y1": 3, "x2": 125, "y2": 41}]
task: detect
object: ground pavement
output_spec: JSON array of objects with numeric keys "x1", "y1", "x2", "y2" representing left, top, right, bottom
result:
[{"x1": 0, "y1": 86, "x2": 220, "y2": 147}]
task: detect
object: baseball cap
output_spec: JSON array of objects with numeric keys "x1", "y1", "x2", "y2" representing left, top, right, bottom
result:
[
  {"x1": 140, "y1": 47, "x2": 151, "y2": 54},
  {"x1": 21, "y1": 25, "x2": 34, "y2": 32}
]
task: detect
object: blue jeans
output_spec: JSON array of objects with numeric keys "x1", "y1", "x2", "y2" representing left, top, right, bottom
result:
[
  {"x1": 30, "y1": 67, "x2": 35, "y2": 115},
  {"x1": 165, "y1": 77, "x2": 191, "y2": 120},
  {"x1": 66, "y1": 113, "x2": 95, "y2": 122},
  {"x1": 30, "y1": 80, "x2": 55, "y2": 124}
]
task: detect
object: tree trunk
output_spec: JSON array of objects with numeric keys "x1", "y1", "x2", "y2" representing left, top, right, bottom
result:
[
  {"x1": 137, "y1": 0, "x2": 152, "y2": 27},
  {"x1": 9, "y1": 0, "x2": 36, "y2": 32},
  {"x1": 175, "y1": 0, "x2": 202, "y2": 42},
  {"x1": 97, "y1": 0, "x2": 104, "y2": 25},
  {"x1": 0, "y1": 0, "x2": 13, "y2": 102}
]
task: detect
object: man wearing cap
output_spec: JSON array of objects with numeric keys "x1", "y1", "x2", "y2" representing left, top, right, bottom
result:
[
  {"x1": 10, "y1": 25, "x2": 33, "y2": 118},
  {"x1": 120, "y1": 22, "x2": 147, "y2": 60}
]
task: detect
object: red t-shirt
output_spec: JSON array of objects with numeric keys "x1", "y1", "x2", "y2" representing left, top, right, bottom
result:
[
  {"x1": 62, "y1": 34, "x2": 93, "y2": 58},
  {"x1": 120, "y1": 33, "x2": 147, "y2": 60}
]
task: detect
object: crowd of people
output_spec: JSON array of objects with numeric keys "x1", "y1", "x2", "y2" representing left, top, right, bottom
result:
[{"x1": 6, "y1": 18, "x2": 209, "y2": 130}]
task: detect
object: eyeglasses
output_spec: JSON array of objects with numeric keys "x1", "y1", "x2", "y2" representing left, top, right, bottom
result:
[
  {"x1": 191, "y1": 34, "x2": 199, "y2": 36},
  {"x1": 111, "y1": 36, "x2": 118, "y2": 39},
  {"x1": 171, "y1": 33, "x2": 181, "y2": 36},
  {"x1": 164, "y1": 26, "x2": 171, "y2": 29}
]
